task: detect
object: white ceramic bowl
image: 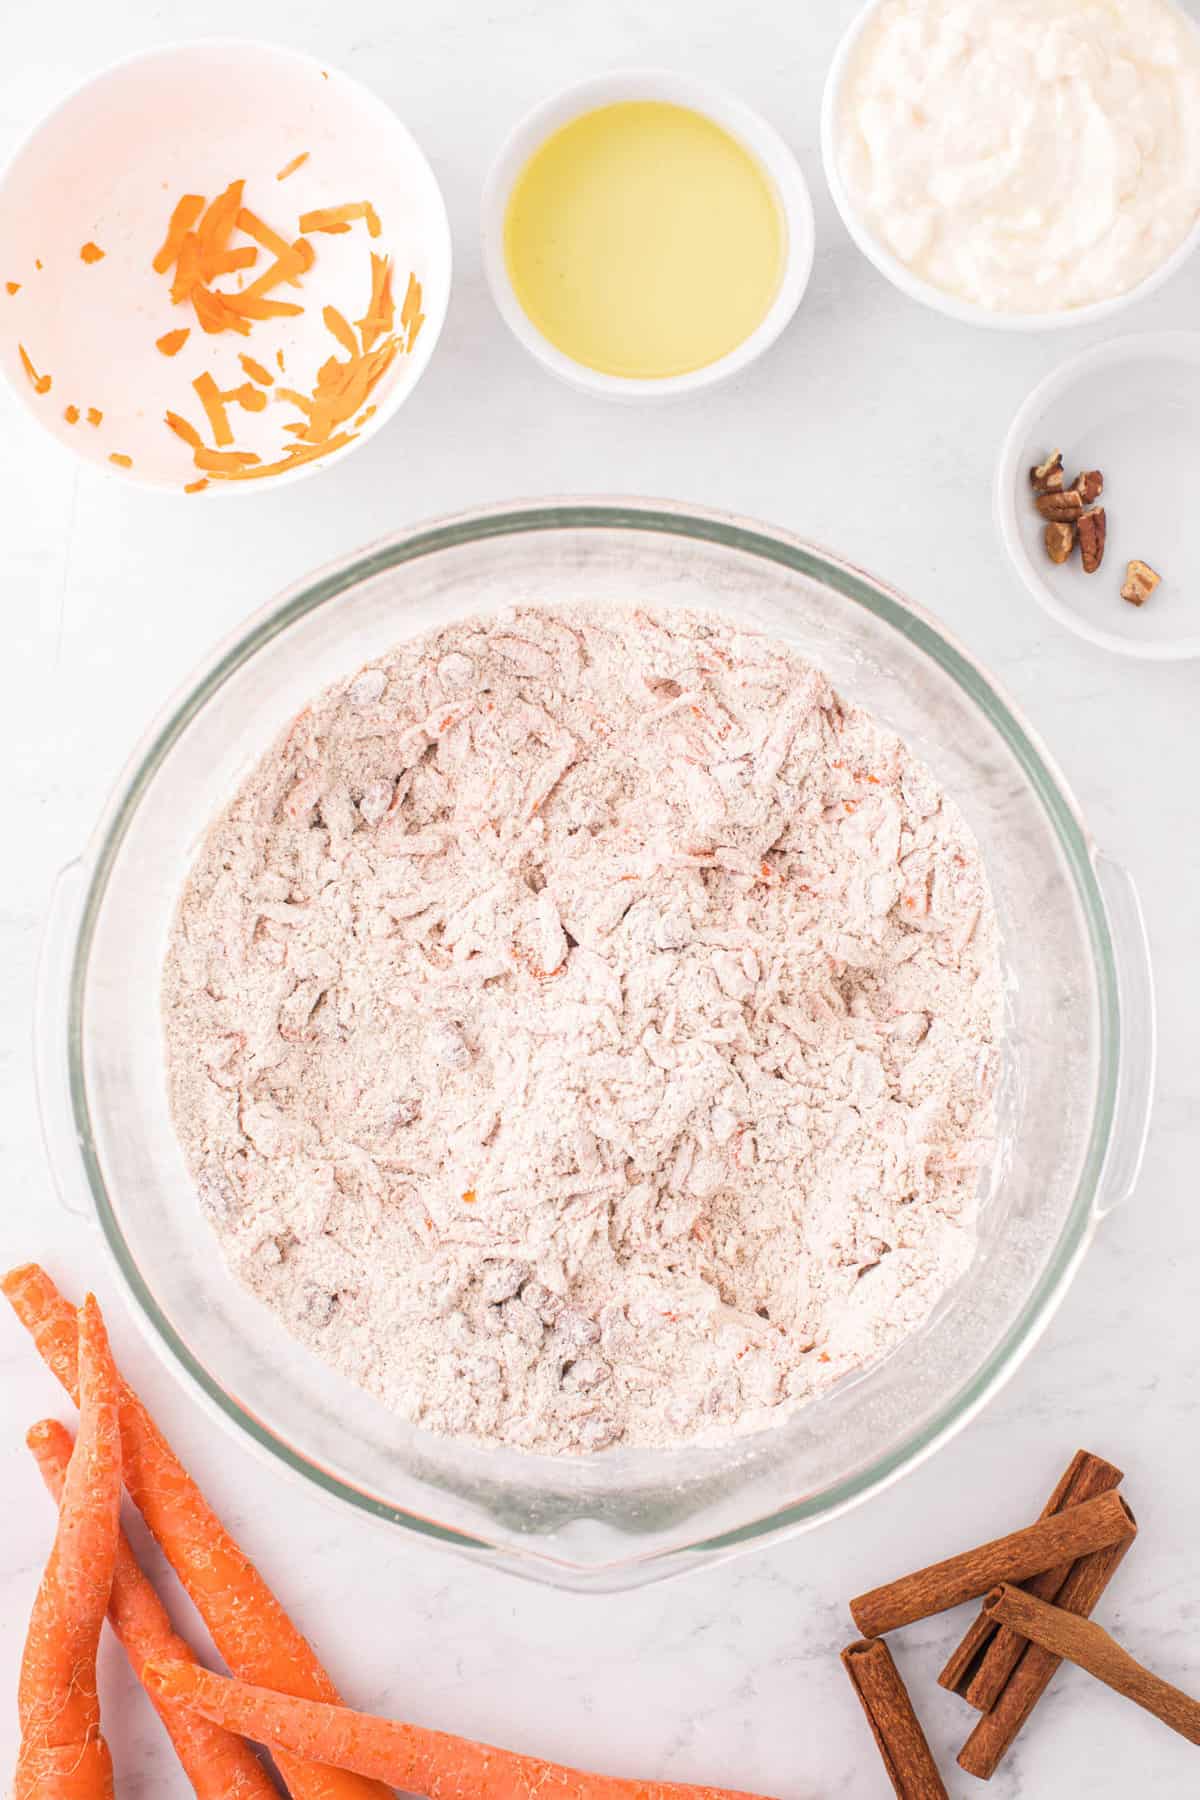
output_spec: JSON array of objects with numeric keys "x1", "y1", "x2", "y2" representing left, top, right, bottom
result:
[
  {"x1": 0, "y1": 40, "x2": 451, "y2": 493},
  {"x1": 996, "y1": 333, "x2": 1200, "y2": 660},
  {"x1": 481, "y1": 71, "x2": 814, "y2": 398},
  {"x1": 821, "y1": 0, "x2": 1200, "y2": 333}
]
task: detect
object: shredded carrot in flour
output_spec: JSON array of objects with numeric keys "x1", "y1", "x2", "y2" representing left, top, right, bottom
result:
[
  {"x1": 156, "y1": 328, "x2": 190, "y2": 357},
  {"x1": 64, "y1": 405, "x2": 79, "y2": 424},
  {"x1": 239, "y1": 353, "x2": 273, "y2": 386},
  {"x1": 153, "y1": 195, "x2": 204, "y2": 274},
  {"x1": 109, "y1": 452, "x2": 132, "y2": 467},
  {"x1": 80, "y1": 241, "x2": 105, "y2": 263},
  {"x1": 6, "y1": 281, "x2": 20, "y2": 295},
  {"x1": 193, "y1": 372, "x2": 232, "y2": 447},
  {"x1": 86, "y1": 407, "x2": 102, "y2": 427},
  {"x1": 276, "y1": 151, "x2": 310, "y2": 181},
  {"x1": 299, "y1": 202, "x2": 381, "y2": 238}
]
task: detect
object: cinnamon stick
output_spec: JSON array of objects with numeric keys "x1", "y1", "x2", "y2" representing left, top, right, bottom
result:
[
  {"x1": 958, "y1": 1530, "x2": 1135, "y2": 1780},
  {"x1": 850, "y1": 1489, "x2": 1135, "y2": 1639},
  {"x1": 982, "y1": 1584, "x2": 1200, "y2": 1745},
  {"x1": 938, "y1": 1448, "x2": 1123, "y2": 1705},
  {"x1": 841, "y1": 1639, "x2": 948, "y2": 1800}
]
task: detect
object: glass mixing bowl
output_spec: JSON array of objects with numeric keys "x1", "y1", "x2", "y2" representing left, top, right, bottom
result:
[{"x1": 37, "y1": 501, "x2": 1155, "y2": 1590}]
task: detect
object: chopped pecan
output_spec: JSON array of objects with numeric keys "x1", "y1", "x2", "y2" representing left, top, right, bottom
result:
[
  {"x1": 1044, "y1": 521, "x2": 1076, "y2": 565},
  {"x1": 1077, "y1": 508, "x2": 1107, "y2": 574},
  {"x1": 1070, "y1": 469, "x2": 1104, "y2": 504},
  {"x1": 1036, "y1": 488, "x2": 1083, "y2": 523},
  {"x1": 1029, "y1": 450, "x2": 1064, "y2": 495},
  {"x1": 1120, "y1": 559, "x2": 1161, "y2": 606}
]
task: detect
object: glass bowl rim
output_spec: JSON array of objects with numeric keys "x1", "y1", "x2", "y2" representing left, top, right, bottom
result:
[{"x1": 62, "y1": 498, "x2": 1117, "y2": 1574}]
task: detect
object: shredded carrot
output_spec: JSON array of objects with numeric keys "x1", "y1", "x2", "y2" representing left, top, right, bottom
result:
[
  {"x1": 323, "y1": 304, "x2": 359, "y2": 356},
  {"x1": 239, "y1": 353, "x2": 273, "y2": 386},
  {"x1": 354, "y1": 404, "x2": 377, "y2": 428},
  {"x1": 299, "y1": 202, "x2": 380, "y2": 238},
  {"x1": 184, "y1": 478, "x2": 210, "y2": 493},
  {"x1": 165, "y1": 410, "x2": 204, "y2": 451},
  {"x1": 224, "y1": 381, "x2": 268, "y2": 414},
  {"x1": 6, "y1": 280, "x2": 20, "y2": 295},
  {"x1": 170, "y1": 233, "x2": 204, "y2": 304},
  {"x1": 156, "y1": 328, "x2": 190, "y2": 357},
  {"x1": 153, "y1": 194, "x2": 204, "y2": 274},
  {"x1": 276, "y1": 348, "x2": 286, "y2": 371},
  {"x1": 2, "y1": 1265, "x2": 392, "y2": 1800},
  {"x1": 357, "y1": 254, "x2": 394, "y2": 350},
  {"x1": 222, "y1": 293, "x2": 303, "y2": 320},
  {"x1": 147, "y1": 1661, "x2": 776, "y2": 1800},
  {"x1": 207, "y1": 433, "x2": 353, "y2": 481},
  {"x1": 14, "y1": 1297, "x2": 120, "y2": 1800},
  {"x1": 204, "y1": 246, "x2": 258, "y2": 277},
  {"x1": 86, "y1": 407, "x2": 102, "y2": 427},
  {"x1": 80, "y1": 241, "x2": 105, "y2": 264},
  {"x1": 197, "y1": 180, "x2": 245, "y2": 273},
  {"x1": 407, "y1": 311, "x2": 425, "y2": 352},
  {"x1": 35, "y1": 259, "x2": 43, "y2": 270},
  {"x1": 193, "y1": 447, "x2": 262, "y2": 471},
  {"x1": 401, "y1": 271, "x2": 422, "y2": 331},
  {"x1": 192, "y1": 372, "x2": 232, "y2": 446},
  {"x1": 18, "y1": 344, "x2": 51, "y2": 394},
  {"x1": 236, "y1": 206, "x2": 294, "y2": 261},
  {"x1": 109, "y1": 453, "x2": 133, "y2": 468},
  {"x1": 28, "y1": 1419, "x2": 279, "y2": 1800},
  {"x1": 192, "y1": 285, "x2": 253, "y2": 336},
  {"x1": 462, "y1": 1189, "x2": 477, "y2": 1205},
  {"x1": 276, "y1": 151, "x2": 310, "y2": 181},
  {"x1": 64, "y1": 405, "x2": 79, "y2": 424}
]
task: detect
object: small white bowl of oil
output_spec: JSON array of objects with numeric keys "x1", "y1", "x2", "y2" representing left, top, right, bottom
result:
[{"x1": 481, "y1": 70, "x2": 814, "y2": 399}]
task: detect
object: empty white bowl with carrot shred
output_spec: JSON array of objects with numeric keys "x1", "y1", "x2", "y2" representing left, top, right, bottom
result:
[{"x1": 0, "y1": 40, "x2": 451, "y2": 492}]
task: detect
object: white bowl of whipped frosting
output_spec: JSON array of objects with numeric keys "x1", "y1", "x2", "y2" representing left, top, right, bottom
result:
[{"x1": 822, "y1": 0, "x2": 1200, "y2": 329}]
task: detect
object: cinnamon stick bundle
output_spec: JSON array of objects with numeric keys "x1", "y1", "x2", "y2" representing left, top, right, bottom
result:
[
  {"x1": 958, "y1": 1530, "x2": 1134, "y2": 1780},
  {"x1": 982, "y1": 1585, "x2": 1200, "y2": 1746},
  {"x1": 938, "y1": 1448, "x2": 1123, "y2": 1707},
  {"x1": 841, "y1": 1639, "x2": 948, "y2": 1800},
  {"x1": 850, "y1": 1489, "x2": 1135, "y2": 1639}
]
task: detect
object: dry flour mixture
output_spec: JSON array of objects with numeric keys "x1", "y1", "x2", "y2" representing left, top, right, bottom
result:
[{"x1": 163, "y1": 605, "x2": 1004, "y2": 1453}]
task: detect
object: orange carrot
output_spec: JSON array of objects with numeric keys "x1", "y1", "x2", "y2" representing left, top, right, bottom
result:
[
  {"x1": 15, "y1": 1297, "x2": 120, "y2": 1800},
  {"x1": 299, "y1": 202, "x2": 381, "y2": 238},
  {"x1": 203, "y1": 246, "x2": 259, "y2": 277},
  {"x1": 165, "y1": 410, "x2": 204, "y2": 451},
  {"x1": 148, "y1": 1661, "x2": 778, "y2": 1800},
  {"x1": 7, "y1": 280, "x2": 21, "y2": 294},
  {"x1": 323, "y1": 304, "x2": 359, "y2": 357},
  {"x1": 2, "y1": 1265, "x2": 394, "y2": 1800},
  {"x1": 64, "y1": 405, "x2": 80, "y2": 424},
  {"x1": 29, "y1": 1419, "x2": 279, "y2": 1800},
  {"x1": 193, "y1": 372, "x2": 232, "y2": 447},
  {"x1": 86, "y1": 407, "x2": 102, "y2": 427},
  {"x1": 108, "y1": 454, "x2": 133, "y2": 468},
  {"x1": 170, "y1": 232, "x2": 204, "y2": 304},
  {"x1": 197, "y1": 180, "x2": 245, "y2": 274},
  {"x1": 153, "y1": 194, "x2": 205, "y2": 274},
  {"x1": 156, "y1": 328, "x2": 190, "y2": 357},
  {"x1": 80, "y1": 241, "x2": 105, "y2": 264},
  {"x1": 356, "y1": 254, "x2": 394, "y2": 350},
  {"x1": 221, "y1": 293, "x2": 303, "y2": 320},
  {"x1": 191, "y1": 285, "x2": 253, "y2": 336},
  {"x1": 277, "y1": 151, "x2": 310, "y2": 181},
  {"x1": 192, "y1": 448, "x2": 263, "y2": 472},
  {"x1": 18, "y1": 343, "x2": 51, "y2": 394},
  {"x1": 238, "y1": 352, "x2": 274, "y2": 386},
  {"x1": 184, "y1": 478, "x2": 210, "y2": 493}
]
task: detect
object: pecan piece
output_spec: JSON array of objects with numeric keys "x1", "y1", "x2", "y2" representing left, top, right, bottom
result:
[
  {"x1": 1029, "y1": 450, "x2": 1064, "y2": 495},
  {"x1": 1070, "y1": 468, "x2": 1104, "y2": 504},
  {"x1": 1044, "y1": 521, "x2": 1076, "y2": 565},
  {"x1": 1077, "y1": 507, "x2": 1107, "y2": 574},
  {"x1": 1036, "y1": 488, "x2": 1083, "y2": 523},
  {"x1": 1121, "y1": 559, "x2": 1161, "y2": 606}
]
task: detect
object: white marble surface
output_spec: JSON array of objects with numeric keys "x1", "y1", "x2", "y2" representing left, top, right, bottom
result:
[{"x1": 2, "y1": 2, "x2": 1198, "y2": 1794}]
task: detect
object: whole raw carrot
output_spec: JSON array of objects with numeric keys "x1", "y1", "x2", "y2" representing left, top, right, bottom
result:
[
  {"x1": 15, "y1": 1296, "x2": 121, "y2": 1800},
  {"x1": 2, "y1": 1265, "x2": 394, "y2": 1800},
  {"x1": 146, "y1": 1661, "x2": 779, "y2": 1800},
  {"x1": 28, "y1": 1418, "x2": 278, "y2": 1800}
]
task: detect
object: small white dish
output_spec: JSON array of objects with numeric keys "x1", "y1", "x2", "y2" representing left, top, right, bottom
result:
[
  {"x1": 821, "y1": 0, "x2": 1200, "y2": 333},
  {"x1": 0, "y1": 39, "x2": 451, "y2": 493},
  {"x1": 481, "y1": 70, "x2": 814, "y2": 399},
  {"x1": 995, "y1": 333, "x2": 1200, "y2": 660}
]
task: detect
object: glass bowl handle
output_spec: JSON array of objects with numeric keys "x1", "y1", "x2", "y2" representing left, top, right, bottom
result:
[
  {"x1": 1092, "y1": 853, "x2": 1156, "y2": 1220},
  {"x1": 35, "y1": 860, "x2": 94, "y2": 1221}
]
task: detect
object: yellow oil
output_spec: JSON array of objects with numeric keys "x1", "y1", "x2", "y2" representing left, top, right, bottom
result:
[{"x1": 504, "y1": 100, "x2": 785, "y2": 380}]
